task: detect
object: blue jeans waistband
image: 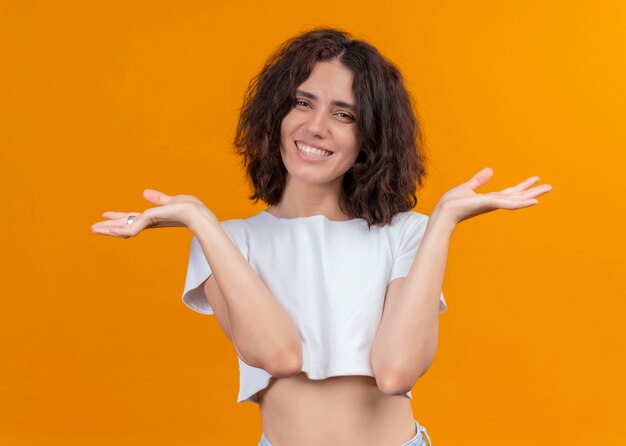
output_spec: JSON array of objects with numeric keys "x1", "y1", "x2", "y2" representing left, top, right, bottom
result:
[{"x1": 258, "y1": 419, "x2": 432, "y2": 446}]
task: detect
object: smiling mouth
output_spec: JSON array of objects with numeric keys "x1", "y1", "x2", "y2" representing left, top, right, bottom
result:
[{"x1": 295, "y1": 141, "x2": 334, "y2": 157}]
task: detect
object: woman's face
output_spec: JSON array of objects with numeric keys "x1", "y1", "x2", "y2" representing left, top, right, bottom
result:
[{"x1": 279, "y1": 59, "x2": 361, "y2": 187}]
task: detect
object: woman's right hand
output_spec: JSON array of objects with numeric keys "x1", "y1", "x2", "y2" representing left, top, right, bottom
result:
[{"x1": 90, "y1": 189, "x2": 217, "y2": 239}]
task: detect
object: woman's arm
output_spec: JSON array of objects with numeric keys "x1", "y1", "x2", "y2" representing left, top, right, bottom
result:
[
  {"x1": 91, "y1": 189, "x2": 304, "y2": 378},
  {"x1": 372, "y1": 168, "x2": 552, "y2": 395},
  {"x1": 371, "y1": 206, "x2": 454, "y2": 395},
  {"x1": 189, "y1": 208, "x2": 304, "y2": 377}
]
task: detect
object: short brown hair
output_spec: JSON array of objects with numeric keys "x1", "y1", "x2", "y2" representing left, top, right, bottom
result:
[{"x1": 233, "y1": 27, "x2": 429, "y2": 228}]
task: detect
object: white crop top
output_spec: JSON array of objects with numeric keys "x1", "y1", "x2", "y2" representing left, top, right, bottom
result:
[{"x1": 182, "y1": 210, "x2": 447, "y2": 404}]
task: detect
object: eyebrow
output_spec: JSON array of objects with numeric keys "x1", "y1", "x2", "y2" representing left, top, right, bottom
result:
[{"x1": 295, "y1": 90, "x2": 356, "y2": 112}]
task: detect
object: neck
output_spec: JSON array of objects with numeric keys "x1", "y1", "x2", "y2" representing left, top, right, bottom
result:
[{"x1": 267, "y1": 175, "x2": 350, "y2": 220}]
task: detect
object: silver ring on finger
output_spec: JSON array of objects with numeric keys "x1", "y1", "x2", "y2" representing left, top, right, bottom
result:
[{"x1": 127, "y1": 215, "x2": 138, "y2": 225}]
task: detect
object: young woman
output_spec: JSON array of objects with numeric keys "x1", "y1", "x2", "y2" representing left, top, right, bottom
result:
[{"x1": 91, "y1": 28, "x2": 552, "y2": 446}]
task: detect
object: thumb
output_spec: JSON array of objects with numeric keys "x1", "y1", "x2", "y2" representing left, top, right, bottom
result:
[
  {"x1": 143, "y1": 189, "x2": 172, "y2": 206},
  {"x1": 466, "y1": 167, "x2": 494, "y2": 191}
]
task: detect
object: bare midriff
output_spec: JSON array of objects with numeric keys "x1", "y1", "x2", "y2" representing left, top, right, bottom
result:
[{"x1": 257, "y1": 372, "x2": 418, "y2": 446}]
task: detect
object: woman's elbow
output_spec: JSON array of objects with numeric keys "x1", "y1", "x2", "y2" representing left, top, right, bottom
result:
[{"x1": 265, "y1": 346, "x2": 303, "y2": 378}]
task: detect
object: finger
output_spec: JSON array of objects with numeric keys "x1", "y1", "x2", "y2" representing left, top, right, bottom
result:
[
  {"x1": 492, "y1": 196, "x2": 540, "y2": 210},
  {"x1": 466, "y1": 167, "x2": 494, "y2": 191},
  {"x1": 91, "y1": 213, "x2": 143, "y2": 234},
  {"x1": 107, "y1": 213, "x2": 152, "y2": 238},
  {"x1": 102, "y1": 211, "x2": 141, "y2": 220},
  {"x1": 499, "y1": 176, "x2": 541, "y2": 194},
  {"x1": 92, "y1": 219, "x2": 130, "y2": 236},
  {"x1": 143, "y1": 189, "x2": 172, "y2": 206},
  {"x1": 92, "y1": 220, "x2": 121, "y2": 231},
  {"x1": 516, "y1": 184, "x2": 553, "y2": 200}
]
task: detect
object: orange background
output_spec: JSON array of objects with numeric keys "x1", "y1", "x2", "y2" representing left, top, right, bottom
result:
[{"x1": 1, "y1": 1, "x2": 624, "y2": 445}]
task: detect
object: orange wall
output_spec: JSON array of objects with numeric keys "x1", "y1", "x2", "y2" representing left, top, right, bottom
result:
[{"x1": 1, "y1": 1, "x2": 624, "y2": 445}]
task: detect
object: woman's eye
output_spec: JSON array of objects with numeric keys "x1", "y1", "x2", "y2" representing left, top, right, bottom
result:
[
  {"x1": 336, "y1": 112, "x2": 355, "y2": 121},
  {"x1": 294, "y1": 100, "x2": 354, "y2": 121}
]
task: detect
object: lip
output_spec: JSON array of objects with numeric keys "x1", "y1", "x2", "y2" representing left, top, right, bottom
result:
[{"x1": 294, "y1": 141, "x2": 334, "y2": 162}]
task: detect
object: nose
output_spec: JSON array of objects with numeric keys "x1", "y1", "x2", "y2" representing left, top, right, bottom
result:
[{"x1": 306, "y1": 109, "x2": 329, "y2": 138}]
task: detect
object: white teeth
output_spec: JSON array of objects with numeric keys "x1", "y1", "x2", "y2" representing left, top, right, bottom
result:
[{"x1": 296, "y1": 142, "x2": 332, "y2": 157}]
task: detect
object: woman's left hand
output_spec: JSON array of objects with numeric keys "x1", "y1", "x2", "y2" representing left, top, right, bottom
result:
[{"x1": 435, "y1": 167, "x2": 553, "y2": 224}]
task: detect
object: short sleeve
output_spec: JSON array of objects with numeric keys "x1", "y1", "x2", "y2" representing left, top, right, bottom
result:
[
  {"x1": 389, "y1": 213, "x2": 448, "y2": 313},
  {"x1": 181, "y1": 236, "x2": 214, "y2": 315}
]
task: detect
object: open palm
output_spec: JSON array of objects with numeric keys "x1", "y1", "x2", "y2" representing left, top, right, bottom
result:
[
  {"x1": 437, "y1": 167, "x2": 553, "y2": 224},
  {"x1": 90, "y1": 189, "x2": 214, "y2": 238}
]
